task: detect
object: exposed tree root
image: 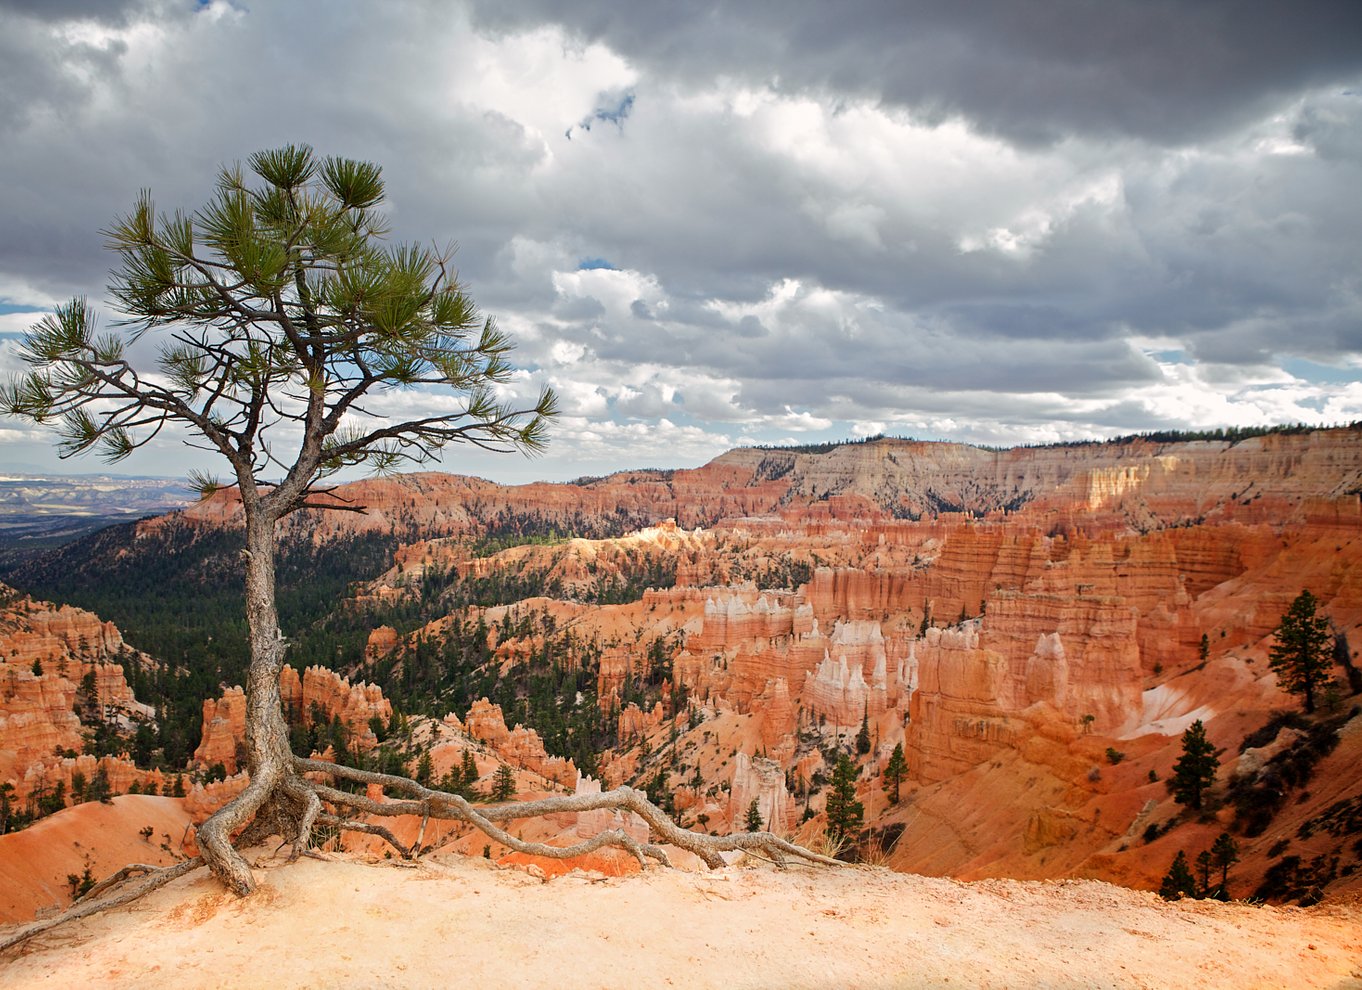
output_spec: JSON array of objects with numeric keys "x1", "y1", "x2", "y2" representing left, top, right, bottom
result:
[
  {"x1": 0, "y1": 755, "x2": 838, "y2": 957},
  {"x1": 293, "y1": 757, "x2": 842, "y2": 870},
  {"x1": 0, "y1": 857, "x2": 204, "y2": 955}
]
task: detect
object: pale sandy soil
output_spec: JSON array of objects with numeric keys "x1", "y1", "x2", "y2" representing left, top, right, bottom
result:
[{"x1": 2, "y1": 851, "x2": 1360, "y2": 990}]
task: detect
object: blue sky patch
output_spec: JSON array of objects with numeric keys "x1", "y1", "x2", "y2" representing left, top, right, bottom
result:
[{"x1": 1282, "y1": 358, "x2": 1362, "y2": 385}]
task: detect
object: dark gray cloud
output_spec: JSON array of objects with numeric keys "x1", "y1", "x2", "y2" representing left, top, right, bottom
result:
[
  {"x1": 0, "y1": 0, "x2": 1359, "y2": 482},
  {"x1": 469, "y1": 0, "x2": 1362, "y2": 145},
  {"x1": 0, "y1": 0, "x2": 153, "y2": 22}
]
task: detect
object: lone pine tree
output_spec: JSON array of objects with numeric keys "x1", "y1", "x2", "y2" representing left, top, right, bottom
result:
[
  {"x1": 1269, "y1": 590, "x2": 1333, "y2": 714},
  {"x1": 882, "y1": 743, "x2": 907, "y2": 804},
  {"x1": 745, "y1": 799, "x2": 764, "y2": 832},
  {"x1": 492, "y1": 763, "x2": 516, "y2": 802},
  {"x1": 1210, "y1": 832, "x2": 1239, "y2": 899},
  {"x1": 1, "y1": 146, "x2": 835, "y2": 951},
  {"x1": 1159, "y1": 850, "x2": 1198, "y2": 900},
  {"x1": 856, "y1": 706, "x2": 872, "y2": 755},
  {"x1": 1170, "y1": 719, "x2": 1219, "y2": 811},
  {"x1": 825, "y1": 753, "x2": 864, "y2": 844}
]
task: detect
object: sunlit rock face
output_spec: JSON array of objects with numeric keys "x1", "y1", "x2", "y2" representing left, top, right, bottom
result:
[
  {"x1": 5, "y1": 428, "x2": 1362, "y2": 900},
  {"x1": 195, "y1": 666, "x2": 391, "y2": 774},
  {"x1": 0, "y1": 586, "x2": 156, "y2": 803}
]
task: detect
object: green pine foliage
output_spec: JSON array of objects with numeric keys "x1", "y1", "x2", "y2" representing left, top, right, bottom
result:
[
  {"x1": 1158, "y1": 850, "x2": 1198, "y2": 900},
  {"x1": 825, "y1": 753, "x2": 864, "y2": 843},
  {"x1": 745, "y1": 798, "x2": 764, "y2": 832},
  {"x1": 1210, "y1": 832, "x2": 1239, "y2": 899},
  {"x1": 882, "y1": 743, "x2": 907, "y2": 804},
  {"x1": 1268, "y1": 590, "x2": 1333, "y2": 714},
  {"x1": 1170, "y1": 719, "x2": 1219, "y2": 811},
  {"x1": 492, "y1": 763, "x2": 516, "y2": 802}
]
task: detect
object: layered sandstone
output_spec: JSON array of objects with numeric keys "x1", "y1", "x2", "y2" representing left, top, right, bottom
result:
[
  {"x1": 194, "y1": 666, "x2": 392, "y2": 773},
  {"x1": 8, "y1": 428, "x2": 1362, "y2": 902},
  {"x1": 462, "y1": 699, "x2": 577, "y2": 789},
  {"x1": 0, "y1": 587, "x2": 156, "y2": 803}
]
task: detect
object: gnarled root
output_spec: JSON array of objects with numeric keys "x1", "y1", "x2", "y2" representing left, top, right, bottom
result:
[
  {"x1": 0, "y1": 857, "x2": 204, "y2": 954},
  {"x1": 293, "y1": 756, "x2": 842, "y2": 870},
  {"x1": 0, "y1": 752, "x2": 838, "y2": 957}
]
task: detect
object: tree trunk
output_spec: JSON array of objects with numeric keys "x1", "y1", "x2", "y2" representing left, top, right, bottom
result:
[{"x1": 195, "y1": 505, "x2": 300, "y2": 895}]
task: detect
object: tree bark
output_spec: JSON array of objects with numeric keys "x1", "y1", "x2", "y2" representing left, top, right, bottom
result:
[{"x1": 195, "y1": 504, "x2": 298, "y2": 895}]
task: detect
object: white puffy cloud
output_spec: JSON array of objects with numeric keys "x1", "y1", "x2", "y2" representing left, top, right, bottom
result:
[{"x1": 0, "y1": 1, "x2": 1359, "y2": 482}]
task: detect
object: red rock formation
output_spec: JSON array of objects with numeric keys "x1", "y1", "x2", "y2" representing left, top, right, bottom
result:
[
  {"x1": 462, "y1": 699, "x2": 577, "y2": 789},
  {"x1": 728, "y1": 752, "x2": 794, "y2": 834},
  {"x1": 12, "y1": 428, "x2": 1362, "y2": 898},
  {"x1": 0, "y1": 587, "x2": 156, "y2": 802},
  {"x1": 194, "y1": 665, "x2": 392, "y2": 774},
  {"x1": 617, "y1": 701, "x2": 666, "y2": 743}
]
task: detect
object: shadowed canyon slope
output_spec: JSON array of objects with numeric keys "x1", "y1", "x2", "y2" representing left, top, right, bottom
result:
[{"x1": 3, "y1": 428, "x2": 1362, "y2": 925}]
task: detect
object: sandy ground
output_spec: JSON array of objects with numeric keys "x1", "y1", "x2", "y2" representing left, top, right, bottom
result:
[{"x1": 1, "y1": 850, "x2": 1359, "y2": 990}]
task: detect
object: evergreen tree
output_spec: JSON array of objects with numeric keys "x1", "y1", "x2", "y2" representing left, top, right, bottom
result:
[
  {"x1": 1210, "y1": 832, "x2": 1239, "y2": 899},
  {"x1": 88, "y1": 767, "x2": 112, "y2": 804},
  {"x1": 856, "y1": 706, "x2": 871, "y2": 756},
  {"x1": 1170, "y1": 719, "x2": 1219, "y2": 811},
  {"x1": 825, "y1": 754, "x2": 864, "y2": 843},
  {"x1": 1158, "y1": 850, "x2": 1198, "y2": 900},
  {"x1": 1268, "y1": 590, "x2": 1332, "y2": 713},
  {"x1": 1195, "y1": 849, "x2": 1213, "y2": 896},
  {"x1": 1, "y1": 143, "x2": 554, "y2": 896},
  {"x1": 415, "y1": 751, "x2": 433, "y2": 787},
  {"x1": 745, "y1": 798, "x2": 764, "y2": 833},
  {"x1": 461, "y1": 749, "x2": 479, "y2": 794},
  {"x1": 882, "y1": 743, "x2": 908, "y2": 804},
  {"x1": 492, "y1": 763, "x2": 516, "y2": 802}
]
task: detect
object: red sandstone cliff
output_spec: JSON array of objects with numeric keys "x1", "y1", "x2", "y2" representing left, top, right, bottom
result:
[
  {"x1": 6, "y1": 429, "x2": 1362, "y2": 904},
  {"x1": 0, "y1": 586, "x2": 159, "y2": 805}
]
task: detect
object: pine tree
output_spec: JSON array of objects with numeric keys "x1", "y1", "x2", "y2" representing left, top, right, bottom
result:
[
  {"x1": 461, "y1": 749, "x2": 479, "y2": 796},
  {"x1": 882, "y1": 743, "x2": 908, "y2": 804},
  {"x1": 745, "y1": 798, "x2": 764, "y2": 832},
  {"x1": 825, "y1": 754, "x2": 864, "y2": 843},
  {"x1": 856, "y1": 706, "x2": 871, "y2": 755},
  {"x1": 1158, "y1": 850, "x2": 1197, "y2": 900},
  {"x1": 1210, "y1": 832, "x2": 1239, "y2": 899},
  {"x1": 415, "y1": 751, "x2": 433, "y2": 787},
  {"x1": 1195, "y1": 850, "x2": 1213, "y2": 896},
  {"x1": 1170, "y1": 719, "x2": 1219, "y2": 811},
  {"x1": 1, "y1": 144, "x2": 555, "y2": 896},
  {"x1": 492, "y1": 763, "x2": 516, "y2": 802},
  {"x1": 1268, "y1": 589, "x2": 1332, "y2": 713}
]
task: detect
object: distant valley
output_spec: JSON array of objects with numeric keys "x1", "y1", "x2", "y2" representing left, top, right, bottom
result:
[
  {"x1": 0, "y1": 474, "x2": 193, "y2": 562},
  {"x1": 2, "y1": 428, "x2": 1361, "y2": 924}
]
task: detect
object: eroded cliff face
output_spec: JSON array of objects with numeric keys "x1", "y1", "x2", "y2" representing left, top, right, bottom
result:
[
  {"x1": 336, "y1": 429, "x2": 1362, "y2": 896},
  {"x1": 5, "y1": 429, "x2": 1361, "y2": 902},
  {"x1": 0, "y1": 585, "x2": 158, "y2": 804},
  {"x1": 194, "y1": 665, "x2": 392, "y2": 774}
]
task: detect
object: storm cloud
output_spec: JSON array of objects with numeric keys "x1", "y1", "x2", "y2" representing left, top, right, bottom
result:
[{"x1": 1, "y1": 0, "x2": 1360, "y2": 482}]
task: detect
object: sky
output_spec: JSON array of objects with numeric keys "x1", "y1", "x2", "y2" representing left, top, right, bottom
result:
[{"x1": 1, "y1": 0, "x2": 1361, "y2": 484}]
